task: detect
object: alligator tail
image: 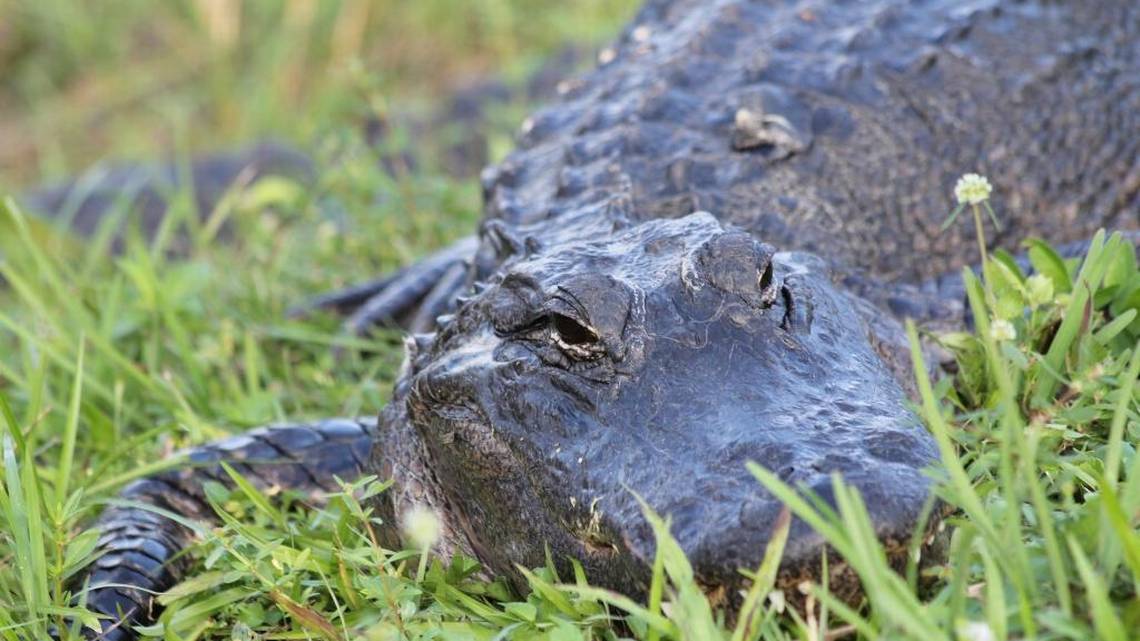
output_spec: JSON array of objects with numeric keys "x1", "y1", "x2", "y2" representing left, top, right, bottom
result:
[{"x1": 78, "y1": 417, "x2": 376, "y2": 640}]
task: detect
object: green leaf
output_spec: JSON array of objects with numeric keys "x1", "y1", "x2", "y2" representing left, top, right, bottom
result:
[
  {"x1": 1034, "y1": 231, "x2": 1116, "y2": 406},
  {"x1": 555, "y1": 584, "x2": 677, "y2": 637},
  {"x1": 160, "y1": 571, "x2": 244, "y2": 605},
  {"x1": 1093, "y1": 309, "x2": 1137, "y2": 345},
  {"x1": 1102, "y1": 234, "x2": 1137, "y2": 289},
  {"x1": 504, "y1": 602, "x2": 536, "y2": 623},
  {"x1": 1026, "y1": 238, "x2": 1073, "y2": 294},
  {"x1": 61, "y1": 528, "x2": 102, "y2": 581},
  {"x1": 984, "y1": 259, "x2": 1027, "y2": 320},
  {"x1": 516, "y1": 566, "x2": 577, "y2": 618},
  {"x1": 0, "y1": 393, "x2": 24, "y2": 452}
]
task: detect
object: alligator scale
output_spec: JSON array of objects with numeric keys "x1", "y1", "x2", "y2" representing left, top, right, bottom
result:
[{"x1": 71, "y1": 0, "x2": 1139, "y2": 637}]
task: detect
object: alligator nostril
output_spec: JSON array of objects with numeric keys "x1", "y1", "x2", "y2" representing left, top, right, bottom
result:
[
  {"x1": 759, "y1": 260, "x2": 772, "y2": 290},
  {"x1": 758, "y1": 260, "x2": 777, "y2": 307},
  {"x1": 780, "y1": 280, "x2": 814, "y2": 334},
  {"x1": 693, "y1": 232, "x2": 779, "y2": 309}
]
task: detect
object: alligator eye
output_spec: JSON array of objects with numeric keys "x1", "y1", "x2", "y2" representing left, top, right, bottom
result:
[{"x1": 551, "y1": 313, "x2": 598, "y2": 346}]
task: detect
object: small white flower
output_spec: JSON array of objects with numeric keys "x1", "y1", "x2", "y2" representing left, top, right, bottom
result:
[
  {"x1": 402, "y1": 504, "x2": 441, "y2": 550},
  {"x1": 957, "y1": 621, "x2": 996, "y2": 641},
  {"x1": 1025, "y1": 274, "x2": 1054, "y2": 307},
  {"x1": 989, "y1": 318, "x2": 1017, "y2": 342},
  {"x1": 767, "y1": 589, "x2": 786, "y2": 613},
  {"x1": 954, "y1": 173, "x2": 993, "y2": 206}
]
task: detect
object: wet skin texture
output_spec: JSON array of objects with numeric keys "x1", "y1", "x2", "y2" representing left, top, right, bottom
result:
[
  {"x1": 75, "y1": 0, "x2": 1139, "y2": 637},
  {"x1": 388, "y1": 214, "x2": 936, "y2": 601}
]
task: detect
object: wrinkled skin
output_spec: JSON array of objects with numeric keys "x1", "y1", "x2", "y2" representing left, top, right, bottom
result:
[
  {"x1": 384, "y1": 213, "x2": 936, "y2": 601},
  {"x1": 72, "y1": 0, "x2": 1139, "y2": 637}
]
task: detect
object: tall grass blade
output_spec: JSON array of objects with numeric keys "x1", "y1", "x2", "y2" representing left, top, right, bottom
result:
[
  {"x1": 1067, "y1": 538, "x2": 1126, "y2": 641},
  {"x1": 54, "y1": 337, "x2": 85, "y2": 508}
]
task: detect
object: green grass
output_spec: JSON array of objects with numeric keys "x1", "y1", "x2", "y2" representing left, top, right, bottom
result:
[{"x1": 2, "y1": 2, "x2": 1140, "y2": 640}]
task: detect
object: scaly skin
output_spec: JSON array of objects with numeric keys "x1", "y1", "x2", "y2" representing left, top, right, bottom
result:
[
  {"x1": 71, "y1": 0, "x2": 1140, "y2": 637},
  {"x1": 481, "y1": 0, "x2": 1138, "y2": 283},
  {"x1": 80, "y1": 419, "x2": 374, "y2": 640}
]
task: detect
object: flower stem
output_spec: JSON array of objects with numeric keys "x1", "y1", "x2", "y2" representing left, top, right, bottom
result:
[
  {"x1": 972, "y1": 203, "x2": 989, "y2": 268},
  {"x1": 416, "y1": 545, "x2": 430, "y2": 582}
]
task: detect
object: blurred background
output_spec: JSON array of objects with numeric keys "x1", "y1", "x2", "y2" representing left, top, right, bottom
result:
[
  {"x1": 0, "y1": 0, "x2": 640, "y2": 451},
  {"x1": 0, "y1": 0, "x2": 638, "y2": 189}
]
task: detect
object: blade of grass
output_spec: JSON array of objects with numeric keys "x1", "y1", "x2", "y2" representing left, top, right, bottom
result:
[
  {"x1": 0, "y1": 393, "x2": 25, "y2": 452},
  {"x1": 731, "y1": 507, "x2": 790, "y2": 641},
  {"x1": 1103, "y1": 345, "x2": 1140, "y2": 488},
  {"x1": 747, "y1": 464, "x2": 853, "y2": 561},
  {"x1": 220, "y1": 462, "x2": 286, "y2": 529},
  {"x1": 53, "y1": 337, "x2": 85, "y2": 508},
  {"x1": 1067, "y1": 537, "x2": 1126, "y2": 641},
  {"x1": 556, "y1": 584, "x2": 678, "y2": 636},
  {"x1": 905, "y1": 320, "x2": 1002, "y2": 553},
  {"x1": 1097, "y1": 480, "x2": 1140, "y2": 596},
  {"x1": 645, "y1": 521, "x2": 667, "y2": 641},
  {"x1": 978, "y1": 545, "x2": 1007, "y2": 641}
]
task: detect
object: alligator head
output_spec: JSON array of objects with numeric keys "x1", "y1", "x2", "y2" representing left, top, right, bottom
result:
[{"x1": 393, "y1": 211, "x2": 938, "y2": 603}]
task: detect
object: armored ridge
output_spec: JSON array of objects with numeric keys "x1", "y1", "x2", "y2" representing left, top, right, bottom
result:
[{"x1": 483, "y1": 0, "x2": 1138, "y2": 282}]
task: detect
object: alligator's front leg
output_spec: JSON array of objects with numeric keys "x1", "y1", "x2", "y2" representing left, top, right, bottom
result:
[
  {"x1": 288, "y1": 235, "x2": 479, "y2": 335},
  {"x1": 290, "y1": 216, "x2": 536, "y2": 336},
  {"x1": 75, "y1": 418, "x2": 376, "y2": 640}
]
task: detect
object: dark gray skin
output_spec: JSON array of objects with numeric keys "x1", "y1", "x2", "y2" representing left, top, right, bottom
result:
[
  {"x1": 380, "y1": 214, "x2": 937, "y2": 602},
  {"x1": 72, "y1": 0, "x2": 1139, "y2": 637}
]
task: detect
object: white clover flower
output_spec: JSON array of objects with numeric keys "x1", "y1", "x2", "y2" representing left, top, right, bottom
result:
[
  {"x1": 954, "y1": 173, "x2": 993, "y2": 206},
  {"x1": 402, "y1": 504, "x2": 442, "y2": 550},
  {"x1": 957, "y1": 621, "x2": 996, "y2": 641},
  {"x1": 1025, "y1": 273, "x2": 1054, "y2": 308},
  {"x1": 989, "y1": 318, "x2": 1017, "y2": 342},
  {"x1": 767, "y1": 589, "x2": 786, "y2": 613}
]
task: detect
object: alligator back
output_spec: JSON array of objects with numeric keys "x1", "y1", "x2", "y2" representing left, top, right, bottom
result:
[{"x1": 482, "y1": 0, "x2": 1139, "y2": 282}]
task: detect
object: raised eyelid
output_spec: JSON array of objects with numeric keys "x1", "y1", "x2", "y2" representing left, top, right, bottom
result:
[{"x1": 552, "y1": 285, "x2": 592, "y2": 321}]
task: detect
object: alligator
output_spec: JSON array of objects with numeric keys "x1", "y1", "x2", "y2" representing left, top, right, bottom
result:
[{"x1": 69, "y1": 0, "x2": 1140, "y2": 638}]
